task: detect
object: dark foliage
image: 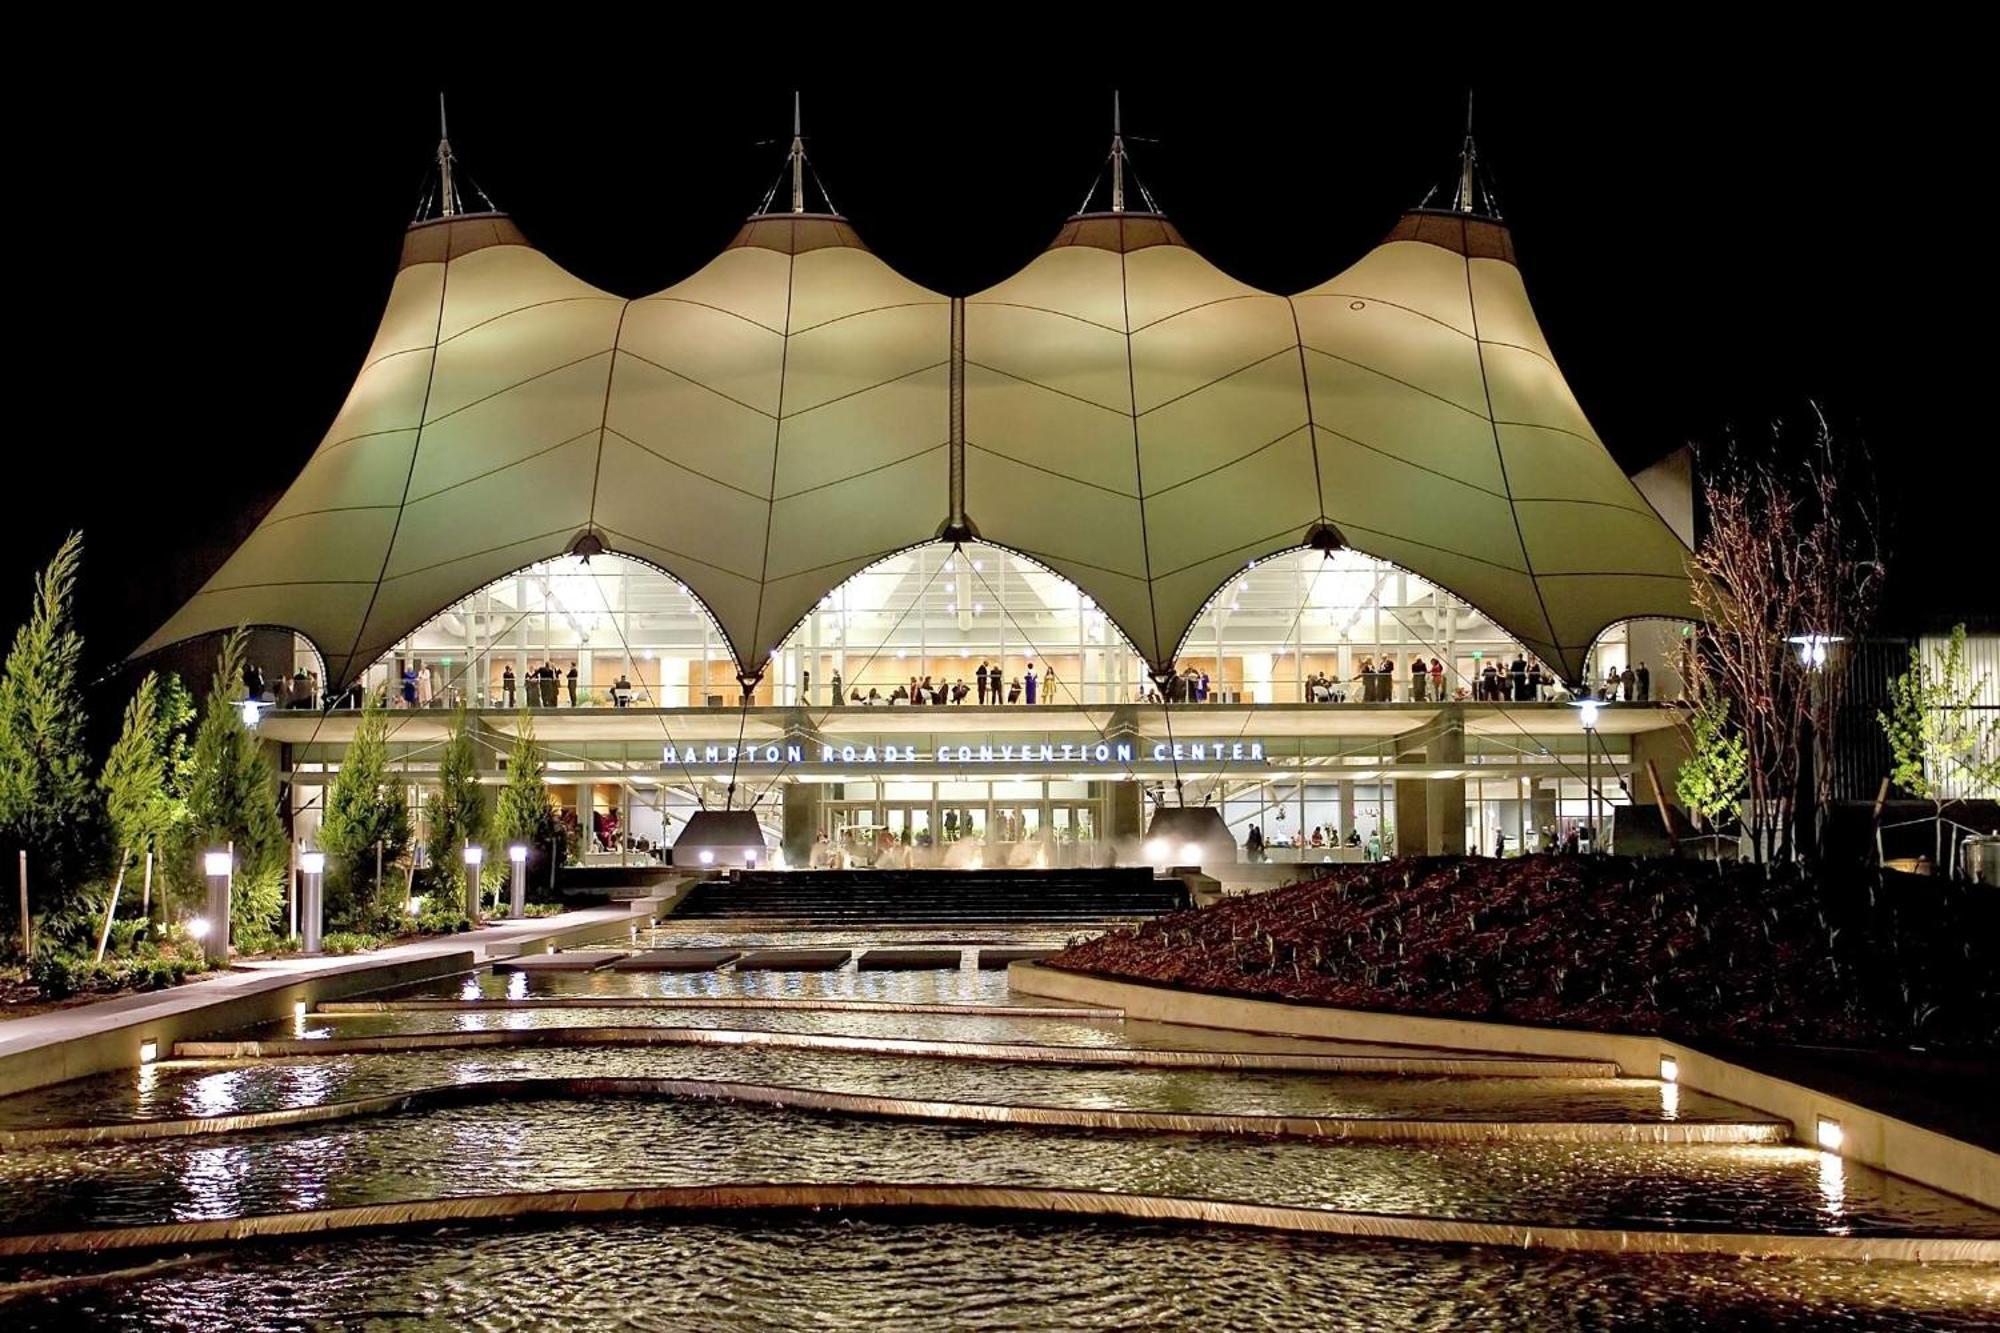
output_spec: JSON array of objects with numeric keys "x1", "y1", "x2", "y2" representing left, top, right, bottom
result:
[{"x1": 1048, "y1": 855, "x2": 2000, "y2": 1051}]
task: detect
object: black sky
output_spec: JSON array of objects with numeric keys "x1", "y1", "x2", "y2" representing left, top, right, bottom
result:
[{"x1": 11, "y1": 55, "x2": 1994, "y2": 689}]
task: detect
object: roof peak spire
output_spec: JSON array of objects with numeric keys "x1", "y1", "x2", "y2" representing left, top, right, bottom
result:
[
  {"x1": 790, "y1": 90, "x2": 805, "y2": 214},
  {"x1": 1416, "y1": 90, "x2": 1501, "y2": 220},
  {"x1": 413, "y1": 93, "x2": 495, "y2": 224},
  {"x1": 1111, "y1": 90, "x2": 1125, "y2": 213},
  {"x1": 1074, "y1": 90, "x2": 1162, "y2": 218},
  {"x1": 754, "y1": 92, "x2": 840, "y2": 218},
  {"x1": 436, "y1": 93, "x2": 458, "y2": 219}
]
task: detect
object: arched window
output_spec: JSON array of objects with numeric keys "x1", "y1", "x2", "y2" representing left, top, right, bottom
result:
[
  {"x1": 772, "y1": 542, "x2": 1147, "y2": 707},
  {"x1": 362, "y1": 553, "x2": 737, "y2": 708},
  {"x1": 1178, "y1": 548, "x2": 1543, "y2": 704}
]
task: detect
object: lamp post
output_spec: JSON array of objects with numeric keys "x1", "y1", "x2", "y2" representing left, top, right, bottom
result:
[
  {"x1": 1789, "y1": 633, "x2": 1844, "y2": 860},
  {"x1": 299, "y1": 850, "x2": 325, "y2": 954},
  {"x1": 508, "y1": 844, "x2": 528, "y2": 918},
  {"x1": 1572, "y1": 698, "x2": 1602, "y2": 854},
  {"x1": 462, "y1": 845, "x2": 484, "y2": 922},
  {"x1": 201, "y1": 848, "x2": 232, "y2": 965}
]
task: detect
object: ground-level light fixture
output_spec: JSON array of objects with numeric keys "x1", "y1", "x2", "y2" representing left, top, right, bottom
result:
[
  {"x1": 508, "y1": 845, "x2": 528, "y2": 864},
  {"x1": 187, "y1": 917, "x2": 211, "y2": 939},
  {"x1": 203, "y1": 850, "x2": 233, "y2": 878},
  {"x1": 674, "y1": 810, "x2": 767, "y2": 870},
  {"x1": 1816, "y1": 1115, "x2": 1845, "y2": 1153},
  {"x1": 463, "y1": 846, "x2": 484, "y2": 869},
  {"x1": 1141, "y1": 807, "x2": 1236, "y2": 867},
  {"x1": 1659, "y1": 1055, "x2": 1679, "y2": 1084},
  {"x1": 138, "y1": 1039, "x2": 159, "y2": 1064},
  {"x1": 299, "y1": 851, "x2": 325, "y2": 876}
]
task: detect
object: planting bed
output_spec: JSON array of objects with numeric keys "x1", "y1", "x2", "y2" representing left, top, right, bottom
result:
[{"x1": 1047, "y1": 856, "x2": 2000, "y2": 1050}]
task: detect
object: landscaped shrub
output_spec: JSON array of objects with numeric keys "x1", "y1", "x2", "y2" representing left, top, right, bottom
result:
[
  {"x1": 318, "y1": 932, "x2": 383, "y2": 956},
  {"x1": 30, "y1": 948, "x2": 208, "y2": 999}
]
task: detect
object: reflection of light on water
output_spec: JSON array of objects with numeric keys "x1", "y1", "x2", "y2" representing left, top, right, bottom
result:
[
  {"x1": 175, "y1": 1144, "x2": 250, "y2": 1220},
  {"x1": 190, "y1": 1069, "x2": 251, "y2": 1118},
  {"x1": 460, "y1": 975, "x2": 483, "y2": 1001},
  {"x1": 283, "y1": 1061, "x2": 338, "y2": 1111},
  {"x1": 1658, "y1": 1081, "x2": 1679, "y2": 1119},
  {"x1": 508, "y1": 971, "x2": 529, "y2": 1001},
  {"x1": 1818, "y1": 1151, "x2": 1848, "y2": 1231},
  {"x1": 134, "y1": 1060, "x2": 160, "y2": 1107}
]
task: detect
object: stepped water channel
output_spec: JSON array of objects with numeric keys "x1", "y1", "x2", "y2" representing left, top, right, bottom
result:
[{"x1": 2, "y1": 877, "x2": 1997, "y2": 1329}]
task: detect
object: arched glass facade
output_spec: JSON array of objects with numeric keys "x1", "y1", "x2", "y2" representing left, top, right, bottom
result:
[{"x1": 353, "y1": 543, "x2": 1644, "y2": 709}]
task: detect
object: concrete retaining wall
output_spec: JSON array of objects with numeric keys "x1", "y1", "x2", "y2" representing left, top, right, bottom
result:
[{"x1": 1010, "y1": 963, "x2": 2000, "y2": 1212}]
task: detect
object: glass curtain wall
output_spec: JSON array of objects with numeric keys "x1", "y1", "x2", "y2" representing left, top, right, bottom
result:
[{"x1": 354, "y1": 545, "x2": 1634, "y2": 709}]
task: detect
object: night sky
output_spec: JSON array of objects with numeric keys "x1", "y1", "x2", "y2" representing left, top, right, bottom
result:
[{"x1": 11, "y1": 63, "x2": 1992, "y2": 693}]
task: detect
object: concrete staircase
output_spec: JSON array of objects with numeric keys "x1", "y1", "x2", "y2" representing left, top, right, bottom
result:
[{"x1": 669, "y1": 868, "x2": 1187, "y2": 926}]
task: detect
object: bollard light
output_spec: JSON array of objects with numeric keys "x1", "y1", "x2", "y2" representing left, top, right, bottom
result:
[
  {"x1": 204, "y1": 850, "x2": 232, "y2": 878},
  {"x1": 298, "y1": 849, "x2": 327, "y2": 955},
  {"x1": 507, "y1": 844, "x2": 528, "y2": 918},
  {"x1": 187, "y1": 917, "x2": 211, "y2": 940},
  {"x1": 462, "y1": 846, "x2": 484, "y2": 921}
]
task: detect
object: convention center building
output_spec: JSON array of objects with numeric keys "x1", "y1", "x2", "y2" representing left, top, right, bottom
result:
[{"x1": 138, "y1": 118, "x2": 1701, "y2": 870}]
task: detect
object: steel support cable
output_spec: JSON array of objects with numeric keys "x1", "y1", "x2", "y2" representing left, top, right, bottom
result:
[
  {"x1": 737, "y1": 551, "x2": 959, "y2": 817},
  {"x1": 1191, "y1": 549, "x2": 1339, "y2": 800}
]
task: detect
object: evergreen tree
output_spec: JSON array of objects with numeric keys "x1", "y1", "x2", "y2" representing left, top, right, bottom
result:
[
  {"x1": 176, "y1": 630, "x2": 287, "y2": 946},
  {"x1": 493, "y1": 711, "x2": 557, "y2": 874},
  {"x1": 426, "y1": 703, "x2": 486, "y2": 904},
  {"x1": 315, "y1": 686, "x2": 410, "y2": 926},
  {"x1": 93, "y1": 672, "x2": 189, "y2": 957},
  {"x1": 0, "y1": 531, "x2": 100, "y2": 943}
]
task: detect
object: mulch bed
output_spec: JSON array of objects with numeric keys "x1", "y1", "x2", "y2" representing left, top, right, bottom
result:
[{"x1": 1046, "y1": 855, "x2": 2000, "y2": 1051}]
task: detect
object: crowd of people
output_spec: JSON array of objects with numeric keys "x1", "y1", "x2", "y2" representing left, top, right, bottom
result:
[{"x1": 836, "y1": 661, "x2": 1059, "y2": 706}]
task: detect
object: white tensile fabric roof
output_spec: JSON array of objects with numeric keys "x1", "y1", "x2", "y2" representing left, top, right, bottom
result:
[{"x1": 136, "y1": 205, "x2": 1694, "y2": 687}]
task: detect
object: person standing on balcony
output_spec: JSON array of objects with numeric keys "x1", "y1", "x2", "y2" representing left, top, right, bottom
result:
[
  {"x1": 1636, "y1": 661, "x2": 1651, "y2": 701},
  {"x1": 1620, "y1": 664, "x2": 1635, "y2": 702},
  {"x1": 566, "y1": 662, "x2": 579, "y2": 707},
  {"x1": 1024, "y1": 664, "x2": 1038, "y2": 704},
  {"x1": 830, "y1": 669, "x2": 842, "y2": 706},
  {"x1": 1429, "y1": 657, "x2": 1445, "y2": 700},
  {"x1": 502, "y1": 664, "x2": 516, "y2": 709},
  {"x1": 1411, "y1": 655, "x2": 1428, "y2": 702}
]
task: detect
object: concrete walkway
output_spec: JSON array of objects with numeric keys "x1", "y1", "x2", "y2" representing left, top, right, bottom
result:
[{"x1": 0, "y1": 900, "x2": 658, "y2": 1098}]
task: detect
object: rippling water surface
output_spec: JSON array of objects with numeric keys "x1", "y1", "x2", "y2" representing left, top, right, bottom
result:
[
  {"x1": 2, "y1": 951, "x2": 1995, "y2": 1327},
  {"x1": 0, "y1": 1047, "x2": 1763, "y2": 1128},
  {"x1": 5, "y1": 1218, "x2": 1996, "y2": 1332},
  {"x1": 0, "y1": 1097, "x2": 1989, "y2": 1237}
]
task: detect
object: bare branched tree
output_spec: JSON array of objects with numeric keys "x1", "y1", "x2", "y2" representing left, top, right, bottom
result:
[{"x1": 1687, "y1": 411, "x2": 1880, "y2": 864}]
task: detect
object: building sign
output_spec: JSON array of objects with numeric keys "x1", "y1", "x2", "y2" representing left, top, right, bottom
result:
[{"x1": 661, "y1": 740, "x2": 1266, "y2": 768}]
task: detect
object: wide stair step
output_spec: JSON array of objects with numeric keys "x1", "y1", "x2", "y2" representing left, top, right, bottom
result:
[{"x1": 669, "y1": 868, "x2": 1186, "y2": 926}]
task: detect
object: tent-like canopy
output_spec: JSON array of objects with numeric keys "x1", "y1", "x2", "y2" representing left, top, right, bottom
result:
[{"x1": 136, "y1": 153, "x2": 1694, "y2": 688}]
